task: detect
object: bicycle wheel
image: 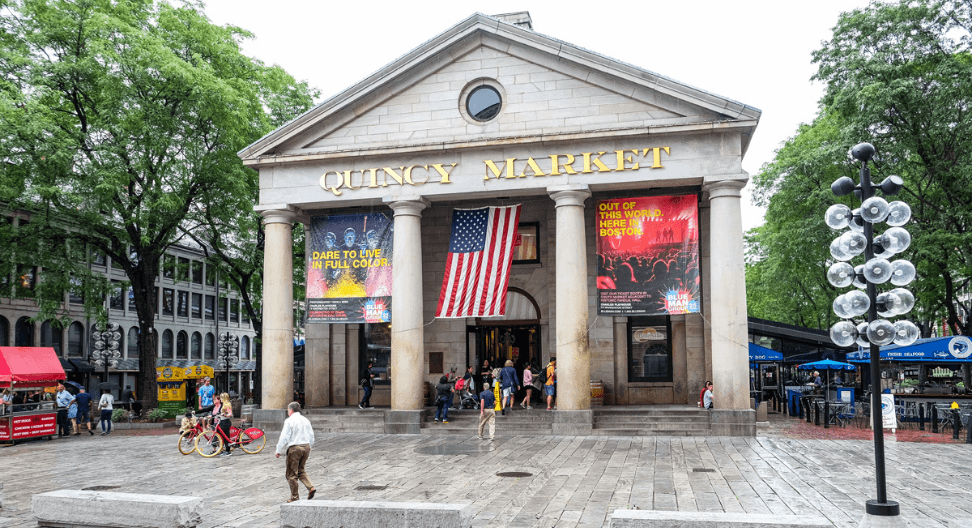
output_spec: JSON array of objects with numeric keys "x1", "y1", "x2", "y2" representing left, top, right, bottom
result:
[
  {"x1": 238, "y1": 430, "x2": 266, "y2": 454},
  {"x1": 194, "y1": 430, "x2": 223, "y2": 457},
  {"x1": 177, "y1": 430, "x2": 197, "y2": 455}
]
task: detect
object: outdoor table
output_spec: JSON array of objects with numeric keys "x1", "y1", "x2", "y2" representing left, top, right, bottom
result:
[{"x1": 813, "y1": 400, "x2": 849, "y2": 427}]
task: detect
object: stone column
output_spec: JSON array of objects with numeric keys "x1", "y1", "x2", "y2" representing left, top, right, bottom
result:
[
  {"x1": 260, "y1": 208, "x2": 296, "y2": 410},
  {"x1": 549, "y1": 185, "x2": 592, "y2": 434},
  {"x1": 703, "y1": 179, "x2": 750, "y2": 412},
  {"x1": 384, "y1": 198, "x2": 427, "y2": 433}
]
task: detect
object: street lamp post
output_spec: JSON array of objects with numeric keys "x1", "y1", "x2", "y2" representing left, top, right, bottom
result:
[
  {"x1": 91, "y1": 322, "x2": 122, "y2": 385},
  {"x1": 825, "y1": 142, "x2": 918, "y2": 524},
  {"x1": 217, "y1": 332, "x2": 239, "y2": 396}
]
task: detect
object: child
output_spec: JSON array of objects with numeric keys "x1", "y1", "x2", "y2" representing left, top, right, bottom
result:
[{"x1": 180, "y1": 410, "x2": 197, "y2": 434}]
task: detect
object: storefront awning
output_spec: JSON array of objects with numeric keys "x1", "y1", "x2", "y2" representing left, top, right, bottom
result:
[
  {"x1": 848, "y1": 335, "x2": 972, "y2": 363},
  {"x1": 0, "y1": 347, "x2": 67, "y2": 384},
  {"x1": 749, "y1": 343, "x2": 783, "y2": 362}
]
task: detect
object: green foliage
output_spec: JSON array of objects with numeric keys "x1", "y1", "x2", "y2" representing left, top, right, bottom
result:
[
  {"x1": 748, "y1": 0, "x2": 972, "y2": 333},
  {"x1": 111, "y1": 408, "x2": 126, "y2": 422},
  {"x1": 147, "y1": 408, "x2": 168, "y2": 422}
]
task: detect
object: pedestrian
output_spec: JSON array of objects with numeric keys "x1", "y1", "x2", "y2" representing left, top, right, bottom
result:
[
  {"x1": 130, "y1": 388, "x2": 142, "y2": 418},
  {"x1": 499, "y1": 360, "x2": 519, "y2": 415},
  {"x1": 98, "y1": 389, "x2": 114, "y2": 435},
  {"x1": 359, "y1": 360, "x2": 374, "y2": 409},
  {"x1": 1, "y1": 388, "x2": 11, "y2": 415},
  {"x1": 544, "y1": 357, "x2": 556, "y2": 411},
  {"x1": 197, "y1": 377, "x2": 215, "y2": 412},
  {"x1": 703, "y1": 381, "x2": 714, "y2": 410},
  {"x1": 519, "y1": 364, "x2": 534, "y2": 409},
  {"x1": 55, "y1": 383, "x2": 74, "y2": 437},
  {"x1": 480, "y1": 359, "x2": 493, "y2": 392},
  {"x1": 180, "y1": 409, "x2": 197, "y2": 434},
  {"x1": 216, "y1": 392, "x2": 233, "y2": 457},
  {"x1": 275, "y1": 401, "x2": 316, "y2": 503},
  {"x1": 74, "y1": 387, "x2": 94, "y2": 435},
  {"x1": 478, "y1": 382, "x2": 496, "y2": 441},
  {"x1": 121, "y1": 385, "x2": 134, "y2": 412},
  {"x1": 433, "y1": 375, "x2": 453, "y2": 423}
]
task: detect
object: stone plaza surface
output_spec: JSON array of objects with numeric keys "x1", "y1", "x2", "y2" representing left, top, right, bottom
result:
[{"x1": 1, "y1": 427, "x2": 971, "y2": 528}]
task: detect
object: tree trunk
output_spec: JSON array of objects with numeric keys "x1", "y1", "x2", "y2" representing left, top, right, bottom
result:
[{"x1": 131, "y1": 266, "x2": 160, "y2": 411}]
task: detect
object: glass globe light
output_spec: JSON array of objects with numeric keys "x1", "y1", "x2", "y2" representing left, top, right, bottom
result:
[
  {"x1": 844, "y1": 290, "x2": 870, "y2": 317},
  {"x1": 876, "y1": 227, "x2": 912, "y2": 254},
  {"x1": 853, "y1": 265, "x2": 867, "y2": 289},
  {"x1": 867, "y1": 319, "x2": 897, "y2": 346},
  {"x1": 838, "y1": 231, "x2": 867, "y2": 257},
  {"x1": 848, "y1": 209, "x2": 865, "y2": 233},
  {"x1": 827, "y1": 262, "x2": 856, "y2": 288},
  {"x1": 830, "y1": 321, "x2": 858, "y2": 347},
  {"x1": 873, "y1": 241, "x2": 895, "y2": 259},
  {"x1": 860, "y1": 196, "x2": 890, "y2": 223},
  {"x1": 863, "y1": 258, "x2": 892, "y2": 284},
  {"x1": 856, "y1": 322, "x2": 870, "y2": 347},
  {"x1": 888, "y1": 288, "x2": 915, "y2": 314},
  {"x1": 830, "y1": 238, "x2": 852, "y2": 261},
  {"x1": 876, "y1": 291, "x2": 902, "y2": 316},
  {"x1": 825, "y1": 204, "x2": 853, "y2": 229},
  {"x1": 833, "y1": 295, "x2": 851, "y2": 318},
  {"x1": 886, "y1": 201, "x2": 912, "y2": 227},
  {"x1": 889, "y1": 260, "x2": 916, "y2": 286},
  {"x1": 893, "y1": 320, "x2": 919, "y2": 346}
]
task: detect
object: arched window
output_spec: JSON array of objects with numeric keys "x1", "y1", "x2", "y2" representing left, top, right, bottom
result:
[
  {"x1": 67, "y1": 322, "x2": 84, "y2": 357},
  {"x1": 240, "y1": 335, "x2": 250, "y2": 360},
  {"x1": 205, "y1": 333, "x2": 214, "y2": 360},
  {"x1": 40, "y1": 321, "x2": 62, "y2": 355},
  {"x1": 176, "y1": 331, "x2": 188, "y2": 359},
  {"x1": 160, "y1": 329, "x2": 173, "y2": 359},
  {"x1": 191, "y1": 332, "x2": 202, "y2": 360},
  {"x1": 15, "y1": 317, "x2": 34, "y2": 347},
  {"x1": 0, "y1": 316, "x2": 8, "y2": 346},
  {"x1": 127, "y1": 327, "x2": 139, "y2": 358}
]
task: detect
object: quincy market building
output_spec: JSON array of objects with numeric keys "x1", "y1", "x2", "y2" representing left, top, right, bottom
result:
[{"x1": 243, "y1": 13, "x2": 760, "y2": 436}]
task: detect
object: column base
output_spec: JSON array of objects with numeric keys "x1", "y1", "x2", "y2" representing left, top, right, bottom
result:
[
  {"x1": 384, "y1": 410, "x2": 424, "y2": 434},
  {"x1": 859, "y1": 501, "x2": 905, "y2": 528},
  {"x1": 708, "y1": 409, "x2": 756, "y2": 436},
  {"x1": 551, "y1": 410, "x2": 593, "y2": 436},
  {"x1": 252, "y1": 408, "x2": 288, "y2": 433}
]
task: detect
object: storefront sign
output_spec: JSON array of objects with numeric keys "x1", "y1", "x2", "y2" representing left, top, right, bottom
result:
[
  {"x1": 306, "y1": 213, "x2": 393, "y2": 323},
  {"x1": 317, "y1": 147, "x2": 670, "y2": 197},
  {"x1": 0, "y1": 413, "x2": 56, "y2": 440},
  {"x1": 595, "y1": 194, "x2": 699, "y2": 316},
  {"x1": 881, "y1": 394, "x2": 898, "y2": 430}
]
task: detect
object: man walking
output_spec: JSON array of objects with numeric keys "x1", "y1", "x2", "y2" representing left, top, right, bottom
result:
[
  {"x1": 478, "y1": 382, "x2": 496, "y2": 441},
  {"x1": 359, "y1": 361, "x2": 374, "y2": 409},
  {"x1": 74, "y1": 387, "x2": 94, "y2": 435},
  {"x1": 499, "y1": 360, "x2": 519, "y2": 415},
  {"x1": 55, "y1": 383, "x2": 74, "y2": 438},
  {"x1": 275, "y1": 402, "x2": 316, "y2": 503}
]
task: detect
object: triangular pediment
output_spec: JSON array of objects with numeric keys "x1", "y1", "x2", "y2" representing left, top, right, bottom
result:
[{"x1": 240, "y1": 14, "x2": 760, "y2": 164}]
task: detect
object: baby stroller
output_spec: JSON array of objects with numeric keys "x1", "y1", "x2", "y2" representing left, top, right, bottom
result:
[{"x1": 458, "y1": 387, "x2": 479, "y2": 410}]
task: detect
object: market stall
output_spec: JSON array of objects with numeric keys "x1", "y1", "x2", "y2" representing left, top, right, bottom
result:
[
  {"x1": 0, "y1": 347, "x2": 66, "y2": 444},
  {"x1": 156, "y1": 365, "x2": 215, "y2": 418}
]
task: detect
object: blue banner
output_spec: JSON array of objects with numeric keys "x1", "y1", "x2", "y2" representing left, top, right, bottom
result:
[{"x1": 848, "y1": 336, "x2": 972, "y2": 362}]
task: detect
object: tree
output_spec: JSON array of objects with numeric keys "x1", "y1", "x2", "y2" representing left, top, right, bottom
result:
[
  {"x1": 0, "y1": 0, "x2": 313, "y2": 408},
  {"x1": 748, "y1": 0, "x2": 972, "y2": 335}
]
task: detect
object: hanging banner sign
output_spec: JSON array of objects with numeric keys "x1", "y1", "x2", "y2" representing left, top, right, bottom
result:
[
  {"x1": 595, "y1": 194, "x2": 700, "y2": 316},
  {"x1": 306, "y1": 213, "x2": 393, "y2": 323}
]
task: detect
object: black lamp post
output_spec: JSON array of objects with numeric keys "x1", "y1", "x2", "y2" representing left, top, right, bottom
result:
[
  {"x1": 826, "y1": 142, "x2": 918, "y2": 522},
  {"x1": 217, "y1": 332, "x2": 239, "y2": 395},
  {"x1": 91, "y1": 322, "x2": 122, "y2": 385}
]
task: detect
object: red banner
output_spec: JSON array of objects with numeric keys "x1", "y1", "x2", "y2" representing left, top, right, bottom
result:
[
  {"x1": 0, "y1": 412, "x2": 56, "y2": 440},
  {"x1": 596, "y1": 195, "x2": 700, "y2": 315}
]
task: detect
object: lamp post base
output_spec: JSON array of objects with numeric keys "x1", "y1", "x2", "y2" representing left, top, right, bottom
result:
[{"x1": 860, "y1": 501, "x2": 903, "y2": 528}]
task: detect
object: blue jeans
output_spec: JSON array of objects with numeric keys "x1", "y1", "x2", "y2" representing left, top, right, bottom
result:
[
  {"x1": 100, "y1": 410, "x2": 112, "y2": 432},
  {"x1": 360, "y1": 385, "x2": 372, "y2": 407},
  {"x1": 434, "y1": 397, "x2": 450, "y2": 421}
]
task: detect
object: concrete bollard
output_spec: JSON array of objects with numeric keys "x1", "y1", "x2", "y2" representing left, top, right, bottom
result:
[
  {"x1": 32, "y1": 490, "x2": 202, "y2": 528},
  {"x1": 932, "y1": 405, "x2": 939, "y2": 434},
  {"x1": 953, "y1": 409, "x2": 961, "y2": 440},
  {"x1": 280, "y1": 500, "x2": 472, "y2": 528}
]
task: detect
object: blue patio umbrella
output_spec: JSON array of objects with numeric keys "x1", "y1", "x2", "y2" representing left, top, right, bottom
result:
[{"x1": 798, "y1": 359, "x2": 856, "y2": 398}]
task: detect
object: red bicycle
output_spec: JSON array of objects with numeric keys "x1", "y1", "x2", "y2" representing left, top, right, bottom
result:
[
  {"x1": 193, "y1": 417, "x2": 266, "y2": 457},
  {"x1": 177, "y1": 416, "x2": 208, "y2": 455}
]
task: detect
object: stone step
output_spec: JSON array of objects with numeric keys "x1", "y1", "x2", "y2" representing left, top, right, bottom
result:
[
  {"x1": 593, "y1": 416, "x2": 705, "y2": 424},
  {"x1": 592, "y1": 428, "x2": 709, "y2": 436},
  {"x1": 308, "y1": 415, "x2": 385, "y2": 424},
  {"x1": 593, "y1": 422, "x2": 708, "y2": 431},
  {"x1": 594, "y1": 409, "x2": 707, "y2": 417}
]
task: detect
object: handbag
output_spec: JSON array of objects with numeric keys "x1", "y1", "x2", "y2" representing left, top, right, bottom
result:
[{"x1": 360, "y1": 378, "x2": 368, "y2": 387}]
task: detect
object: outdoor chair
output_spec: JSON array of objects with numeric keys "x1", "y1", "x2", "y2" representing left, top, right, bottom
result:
[
  {"x1": 936, "y1": 405, "x2": 955, "y2": 430},
  {"x1": 856, "y1": 401, "x2": 871, "y2": 429}
]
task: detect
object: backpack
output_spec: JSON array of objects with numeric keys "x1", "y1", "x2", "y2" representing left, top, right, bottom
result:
[
  {"x1": 454, "y1": 377, "x2": 465, "y2": 391},
  {"x1": 538, "y1": 367, "x2": 548, "y2": 385}
]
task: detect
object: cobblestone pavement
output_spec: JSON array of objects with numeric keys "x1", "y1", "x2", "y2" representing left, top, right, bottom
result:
[{"x1": 1, "y1": 426, "x2": 971, "y2": 527}]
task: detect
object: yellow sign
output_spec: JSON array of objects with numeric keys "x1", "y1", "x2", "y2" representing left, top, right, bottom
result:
[
  {"x1": 157, "y1": 382, "x2": 185, "y2": 402},
  {"x1": 156, "y1": 365, "x2": 214, "y2": 381}
]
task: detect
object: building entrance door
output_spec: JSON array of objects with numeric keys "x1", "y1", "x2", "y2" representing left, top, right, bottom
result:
[{"x1": 467, "y1": 324, "x2": 540, "y2": 377}]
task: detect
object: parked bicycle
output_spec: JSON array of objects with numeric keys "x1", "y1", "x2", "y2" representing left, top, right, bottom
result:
[
  {"x1": 193, "y1": 416, "x2": 266, "y2": 457},
  {"x1": 177, "y1": 413, "x2": 209, "y2": 455}
]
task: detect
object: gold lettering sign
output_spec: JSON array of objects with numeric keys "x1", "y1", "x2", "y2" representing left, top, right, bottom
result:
[{"x1": 319, "y1": 163, "x2": 457, "y2": 196}]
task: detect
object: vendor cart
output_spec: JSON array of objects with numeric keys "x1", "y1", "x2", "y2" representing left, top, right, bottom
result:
[
  {"x1": 0, "y1": 347, "x2": 66, "y2": 445},
  {"x1": 156, "y1": 365, "x2": 215, "y2": 418}
]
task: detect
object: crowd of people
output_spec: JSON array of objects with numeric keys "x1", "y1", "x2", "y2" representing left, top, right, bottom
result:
[{"x1": 597, "y1": 248, "x2": 700, "y2": 301}]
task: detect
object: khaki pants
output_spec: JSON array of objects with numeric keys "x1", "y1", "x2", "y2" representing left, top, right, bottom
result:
[
  {"x1": 478, "y1": 409, "x2": 495, "y2": 439},
  {"x1": 285, "y1": 444, "x2": 313, "y2": 500}
]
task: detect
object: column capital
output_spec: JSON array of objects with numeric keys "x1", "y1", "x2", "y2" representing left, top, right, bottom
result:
[
  {"x1": 255, "y1": 204, "x2": 299, "y2": 225},
  {"x1": 548, "y1": 185, "x2": 591, "y2": 208},
  {"x1": 383, "y1": 197, "x2": 429, "y2": 217},
  {"x1": 702, "y1": 179, "x2": 747, "y2": 200}
]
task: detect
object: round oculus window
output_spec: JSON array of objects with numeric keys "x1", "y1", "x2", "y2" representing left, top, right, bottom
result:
[{"x1": 466, "y1": 85, "x2": 501, "y2": 122}]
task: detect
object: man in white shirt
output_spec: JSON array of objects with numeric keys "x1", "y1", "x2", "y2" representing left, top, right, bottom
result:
[{"x1": 275, "y1": 401, "x2": 316, "y2": 503}]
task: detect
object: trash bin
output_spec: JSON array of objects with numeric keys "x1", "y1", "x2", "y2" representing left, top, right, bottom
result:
[{"x1": 787, "y1": 390, "x2": 801, "y2": 417}]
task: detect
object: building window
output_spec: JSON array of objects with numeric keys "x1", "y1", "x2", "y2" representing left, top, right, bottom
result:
[
  {"x1": 191, "y1": 332, "x2": 202, "y2": 360},
  {"x1": 16, "y1": 265, "x2": 36, "y2": 294},
  {"x1": 240, "y1": 335, "x2": 249, "y2": 360},
  {"x1": 162, "y1": 288, "x2": 174, "y2": 316},
  {"x1": 40, "y1": 321, "x2": 62, "y2": 355},
  {"x1": 69, "y1": 276, "x2": 84, "y2": 304},
  {"x1": 160, "y1": 329, "x2": 173, "y2": 359},
  {"x1": 360, "y1": 323, "x2": 391, "y2": 384},
  {"x1": 127, "y1": 327, "x2": 139, "y2": 358},
  {"x1": 205, "y1": 333, "x2": 215, "y2": 360},
  {"x1": 177, "y1": 291, "x2": 189, "y2": 317},
  {"x1": 0, "y1": 316, "x2": 8, "y2": 346},
  {"x1": 176, "y1": 330, "x2": 188, "y2": 359},
  {"x1": 218, "y1": 297, "x2": 227, "y2": 321},
  {"x1": 191, "y1": 293, "x2": 202, "y2": 319},
  {"x1": 177, "y1": 257, "x2": 190, "y2": 282},
  {"x1": 512, "y1": 223, "x2": 539, "y2": 264},
  {"x1": 67, "y1": 322, "x2": 84, "y2": 357},
  {"x1": 191, "y1": 261, "x2": 203, "y2": 284},
  {"x1": 205, "y1": 264, "x2": 216, "y2": 286},
  {"x1": 128, "y1": 287, "x2": 136, "y2": 311},
  {"x1": 15, "y1": 317, "x2": 33, "y2": 346},
  {"x1": 110, "y1": 255, "x2": 123, "y2": 270},
  {"x1": 109, "y1": 280, "x2": 124, "y2": 310},
  {"x1": 91, "y1": 249, "x2": 106, "y2": 266},
  {"x1": 162, "y1": 255, "x2": 175, "y2": 279},
  {"x1": 230, "y1": 299, "x2": 239, "y2": 323},
  {"x1": 466, "y1": 85, "x2": 501, "y2": 122},
  {"x1": 242, "y1": 307, "x2": 250, "y2": 325},
  {"x1": 204, "y1": 295, "x2": 215, "y2": 320},
  {"x1": 627, "y1": 316, "x2": 672, "y2": 383}
]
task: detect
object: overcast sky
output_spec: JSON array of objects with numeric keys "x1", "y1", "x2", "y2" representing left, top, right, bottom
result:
[{"x1": 203, "y1": 0, "x2": 871, "y2": 231}]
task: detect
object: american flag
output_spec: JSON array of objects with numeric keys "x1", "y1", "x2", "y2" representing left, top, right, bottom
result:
[{"x1": 436, "y1": 205, "x2": 521, "y2": 318}]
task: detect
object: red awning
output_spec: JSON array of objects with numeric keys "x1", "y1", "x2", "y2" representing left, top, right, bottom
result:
[{"x1": 0, "y1": 347, "x2": 67, "y2": 385}]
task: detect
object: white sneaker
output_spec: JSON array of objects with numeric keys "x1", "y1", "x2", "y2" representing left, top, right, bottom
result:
[{"x1": 519, "y1": 402, "x2": 526, "y2": 408}]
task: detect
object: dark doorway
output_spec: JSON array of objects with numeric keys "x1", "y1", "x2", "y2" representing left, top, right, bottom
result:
[{"x1": 467, "y1": 324, "x2": 540, "y2": 378}]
